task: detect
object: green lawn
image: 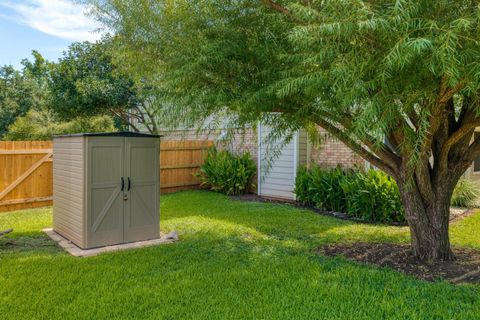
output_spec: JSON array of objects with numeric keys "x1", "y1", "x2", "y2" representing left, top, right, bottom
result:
[{"x1": 1, "y1": 191, "x2": 480, "y2": 319}]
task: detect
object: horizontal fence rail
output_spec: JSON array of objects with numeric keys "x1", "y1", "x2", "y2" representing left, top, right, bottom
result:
[
  {"x1": 159, "y1": 140, "x2": 213, "y2": 193},
  {"x1": 0, "y1": 141, "x2": 53, "y2": 212},
  {"x1": 0, "y1": 140, "x2": 213, "y2": 213}
]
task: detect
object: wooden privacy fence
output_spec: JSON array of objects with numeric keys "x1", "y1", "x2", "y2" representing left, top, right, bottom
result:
[
  {"x1": 160, "y1": 140, "x2": 213, "y2": 193},
  {"x1": 0, "y1": 141, "x2": 53, "y2": 213},
  {"x1": 0, "y1": 140, "x2": 213, "y2": 213}
]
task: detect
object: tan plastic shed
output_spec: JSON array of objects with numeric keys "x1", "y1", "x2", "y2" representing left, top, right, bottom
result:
[{"x1": 53, "y1": 132, "x2": 160, "y2": 249}]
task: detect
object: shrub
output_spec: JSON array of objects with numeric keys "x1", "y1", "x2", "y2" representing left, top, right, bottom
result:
[
  {"x1": 197, "y1": 147, "x2": 256, "y2": 195},
  {"x1": 451, "y1": 178, "x2": 479, "y2": 208},
  {"x1": 295, "y1": 166, "x2": 405, "y2": 223},
  {"x1": 294, "y1": 167, "x2": 313, "y2": 205},
  {"x1": 4, "y1": 109, "x2": 116, "y2": 140}
]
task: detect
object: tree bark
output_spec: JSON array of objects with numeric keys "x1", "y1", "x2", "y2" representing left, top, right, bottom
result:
[{"x1": 397, "y1": 179, "x2": 454, "y2": 261}]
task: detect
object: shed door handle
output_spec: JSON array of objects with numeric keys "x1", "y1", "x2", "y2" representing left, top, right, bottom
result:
[
  {"x1": 121, "y1": 177, "x2": 125, "y2": 191},
  {"x1": 127, "y1": 177, "x2": 131, "y2": 191}
]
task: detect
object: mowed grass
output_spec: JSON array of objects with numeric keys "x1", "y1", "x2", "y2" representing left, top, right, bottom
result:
[{"x1": 1, "y1": 191, "x2": 479, "y2": 319}]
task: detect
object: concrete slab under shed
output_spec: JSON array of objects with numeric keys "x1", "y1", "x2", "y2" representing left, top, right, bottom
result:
[{"x1": 43, "y1": 228, "x2": 177, "y2": 257}]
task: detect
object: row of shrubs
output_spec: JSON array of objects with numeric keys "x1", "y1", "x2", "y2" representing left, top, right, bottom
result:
[
  {"x1": 295, "y1": 166, "x2": 406, "y2": 223},
  {"x1": 197, "y1": 148, "x2": 406, "y2": 224},
  {"x1": 197, "y1": 147, "x2": 478, "y2": 223}
]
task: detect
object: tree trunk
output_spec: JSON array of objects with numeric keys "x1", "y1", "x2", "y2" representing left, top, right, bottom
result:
[{"x1": 398, "y1": 180, "x2": 454, "y2": 261}]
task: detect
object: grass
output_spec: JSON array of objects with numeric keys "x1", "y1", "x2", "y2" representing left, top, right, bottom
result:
[{"x1": 1, "y1": 190, "x2": 480, "y2": 319}]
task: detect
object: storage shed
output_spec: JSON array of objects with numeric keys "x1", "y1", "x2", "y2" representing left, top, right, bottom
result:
[
  {"x1": 257, "y1": 124, "x2": 310, "y2": 200},
  {"x1": 53, "y1": 132, "x2": 160, "y2": 249}
]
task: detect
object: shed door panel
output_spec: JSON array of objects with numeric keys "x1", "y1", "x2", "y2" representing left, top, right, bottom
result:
[
  {"x1": 124, "y1": 138, "x2": 160, "y2": 242},
  {"x1": 87, "y1": 138, "x2": 125, "y2": 248}
]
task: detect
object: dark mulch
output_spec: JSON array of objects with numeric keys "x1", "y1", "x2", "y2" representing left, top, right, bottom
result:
[{"x1": 319, "y1": 242, "x2": 480, "y2": 285}]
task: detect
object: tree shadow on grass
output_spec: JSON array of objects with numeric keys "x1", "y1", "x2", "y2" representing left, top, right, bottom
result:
[
  {"x1": 0, "y1": 231, "x2": 61, "y2": 255},
  {"x1": 161, "y1": 191, "x2": 410, "y2": 249},
  {"x1": 1, "y1": 206, "x2": 479, "y2": 319},
  {"x1": 2, "y1": 231, "x2": 480, "y2": 320}
]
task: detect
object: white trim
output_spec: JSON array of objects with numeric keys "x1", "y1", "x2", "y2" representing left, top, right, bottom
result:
[
  {"x1": 292, "y1": 132, "x2": 299, "y2": 201},
  {"x1": 257, "y1": 122, "x2": 262, "y2": 196}
]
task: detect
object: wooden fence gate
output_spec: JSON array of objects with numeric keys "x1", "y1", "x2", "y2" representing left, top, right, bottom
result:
[
  {"x1": 0, "y1": 140, "x2": 213, "y2": 213},
  {"x1": 0, "y1": 141, "x2": 53, "y2": 212}
]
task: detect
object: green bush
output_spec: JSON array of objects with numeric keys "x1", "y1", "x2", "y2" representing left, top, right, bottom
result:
[
  {"x1": 197, "y1": 147, "x2": 256, "y2": 195},
  {"x1": 452, "y1": 178, "x2": 479, "y2": 208},
  {"x1": 295, "y1": 166, "x2": 405, "y2": 223},
  {"x1": 4, "y1": 109, "x2": 116, "y2": 141}
]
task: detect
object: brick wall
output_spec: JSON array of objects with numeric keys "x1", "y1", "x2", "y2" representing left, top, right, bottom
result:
[
  {"x1": 160, "y1": 126, "x2": 364, "y2": 169},
  {"x1": 311, "y1": 142, "x2": 365, "y2": 168},
  {"x1": 310, "y1": 128, "x2": 365, "y2": 169}
]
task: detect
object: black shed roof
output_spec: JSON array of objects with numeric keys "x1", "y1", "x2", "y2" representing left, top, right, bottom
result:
[{"x1": 54, "y1": 131, "x2": 162, "y2": 138}]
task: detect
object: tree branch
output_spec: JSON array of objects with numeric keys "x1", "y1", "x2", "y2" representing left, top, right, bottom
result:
[
  {"x1": 314, "y1": 110, "x2": 402, "y2": 168},
  {"x1": 420, "y1": 77, "x2": 465, "y2": 163},
  {"x1": 437, "y1": 107, "x2": 479, "y2": 173},
  {"x1": 312, "y1": 116, "x2": 398, "y2": 178},
  {"x1": 261, "y1": 0, "x2": 290, "y2": 15},
  {"x1": 111, "y1": 109, "x2": 141, "y2": 132},
  {"x1": 464, "y1": 134, "x2": 480, "y2": 162},
  {"x1": 438, "y1": 81, "x2": 466, "y2": 105}
]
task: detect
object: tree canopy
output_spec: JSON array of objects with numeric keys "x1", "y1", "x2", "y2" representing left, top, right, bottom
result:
[
  {"x1": 48, "y1": 41, "x2": 136, "y2": 120},
  {"x1": 87, "y1": 0, "x2": 480, "y2": 261},
  {"x1": 0, "y1": 49, "x2": 120, "y2": 140},
  {"x1": 48, "y1": 40, "x2": 164, "y2": 133},
  {"x1": 0, "y1": 64, "x2": 42, "y2": 136}
]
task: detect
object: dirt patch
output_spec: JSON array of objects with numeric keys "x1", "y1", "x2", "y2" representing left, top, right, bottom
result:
[{"x1": 319, "y1": 242, "x2": 480, "y2": 284}]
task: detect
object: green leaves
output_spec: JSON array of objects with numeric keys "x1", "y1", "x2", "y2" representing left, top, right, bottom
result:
[
  {"x1": 4, "y1": 109, "x2": 117, "y2": 141},
  {"x1": 451, "y1": 178, "x2": 480, "y2": 208},
  {"x1": 48, "y1": 40, "x2": 137, "y2": 120},
  {"x1": 197, "y1": 147, "x2": 256, "y2": 196},
  {"x1": 295, "y1": 166, "x2": 405, "y2": 224},
  {"x1": 0, "y1": 65, "x2": 43, "y2": 137}
]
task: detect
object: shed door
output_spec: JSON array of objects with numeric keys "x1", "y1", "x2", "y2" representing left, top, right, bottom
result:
[
  {"x1": 87, "y1": 138, "x2": 125, "y2": 248},
  {"x1": 124, "y1": 138, "x2": 160, "y2": 242}
]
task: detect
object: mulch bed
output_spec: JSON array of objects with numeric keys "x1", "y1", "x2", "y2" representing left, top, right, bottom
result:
[{"x1": 319, "y1": 242, "x2": 480, "y2": 285}]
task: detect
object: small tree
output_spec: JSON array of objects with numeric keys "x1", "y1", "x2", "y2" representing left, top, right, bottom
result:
[
  {"x1": 48, "y1": 39, "x2": 161, "y2": 134},
  {"x1": 88, "y1": 0, "x2": 480, "y2": 261}
]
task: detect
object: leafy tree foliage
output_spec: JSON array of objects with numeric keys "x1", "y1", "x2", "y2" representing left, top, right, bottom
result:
[
  {"x1": 48, "y1": 40, "x2": 161, "y2": 134},
  {"x1": 5, "y1": 109, "x2": 116, "y2": 141},
  {"x1": 88, "y1": 0, "x2": 480, "y2": 261},
  {"x1": 1, "y1": 50, "x2": 120, "y2": 140},
  {"x1": 0, "y1": 65, "x2": 41, "y2": 136}
]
